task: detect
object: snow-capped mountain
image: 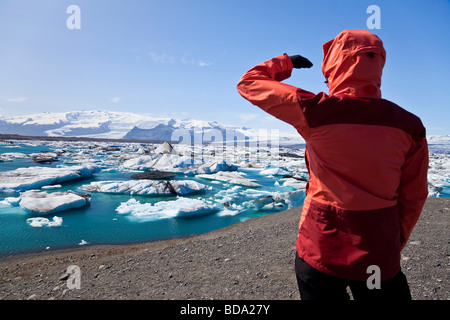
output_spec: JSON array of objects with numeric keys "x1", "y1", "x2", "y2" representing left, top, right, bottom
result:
[{"x1": 0, "y1": 110, "x2": 303, "y2": 144}]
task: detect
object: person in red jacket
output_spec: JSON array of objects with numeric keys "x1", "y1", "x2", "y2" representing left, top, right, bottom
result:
[{"x1": 237, "y1": 29, "x2": 428, "y2": 300}]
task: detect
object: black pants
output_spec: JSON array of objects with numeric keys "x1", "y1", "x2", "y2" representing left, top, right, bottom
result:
[{"x1": 295, "y1": 253, "x2": 412, "y2": 300}]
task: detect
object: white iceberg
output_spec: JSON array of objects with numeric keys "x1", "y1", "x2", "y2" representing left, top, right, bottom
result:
[
  {"x1": 116, "y1": 197, "x2": 219, "y2": 220},
  {"x1": 259, "y1": 167, "x2": 291, "y2": 176},
  {"x1": 80, "y1": 179, "x2": 207, "y2": 196},
  {"x1": 0, "y1": 196, "x2": 21, "y2": 206},
  {"x1": 273, "y1": 190, "x2": 305, "y2": 208},
  {"x1": 280, "y1": 177, "x2": 308, "y2": 190},
  {"x1": 26, "y1": 216, "x2": 63, "y2": 227},
  {"x1": 154, "y1": 141, "x2": 176, "y2": 154},
  {"x1": 196, "y1": 171, "x2": 261, "y2": 187},
  {"x1": 121, "y1": 155, "x2": 155, "y2": 170},
  {"x1": 193, "y1": 160, "x2": 238, "y2": 174},
  {"x1": 19, "y1": 190, "x2": 91, "y2": 214},
  {"x1": 0, "y1": 164, "x2": 101, "y2": 192}
]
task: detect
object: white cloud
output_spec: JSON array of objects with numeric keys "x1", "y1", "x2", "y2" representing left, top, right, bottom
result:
[
  {"x1": 6, "y1": 97, "x2": 27, "y2": 102},
  {"x1": 191, "y1": 59, "x2": 212, "y2": 67},
  {"x1": 149, "y1": 50, "x2": 212, "y2": 67},
  {"x1": 111, "y1": 97, "x2": 120, "y2": 103},
  {"x1": 238, "y1": 113, "x2": 261, "y2": 122},
  {"x1": 148, "y1": 52, "x2": 176, "y2": 64}
]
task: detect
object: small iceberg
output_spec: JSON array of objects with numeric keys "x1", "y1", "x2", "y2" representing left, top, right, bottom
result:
[
  {"x1": 196, "y1": 171, "x2": 261, "y2": 187},
  {"x1": 249, "y1": 190, "x2": 304, "y2": 210},
  {"x1": 0, "y1": 164, "x2": 101, "y2": 192},
  {"x1": 26, "y1": 216, "x2": 63, "y2": 227},
  {"x1": 19, "y1": 190, "x2": 91, "y2": 215},
  {"x1": 259, "y1": 167, "x2": 291, "y2": 176},
  {"x1": 116, "y1": 197, "x2": 219, "y2": 220}
]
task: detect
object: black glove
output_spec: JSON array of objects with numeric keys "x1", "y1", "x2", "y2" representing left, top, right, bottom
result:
[{"x1": 289, "y1": 55, "x2": 313, "y2": 69}]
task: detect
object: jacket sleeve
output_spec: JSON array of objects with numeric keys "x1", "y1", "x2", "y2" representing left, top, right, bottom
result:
[
  {"x1": 236, "y1": 53, "x2": 310, "y2": 139},
  {"x1": 398, "y1": 136, "x2": 429, "y2": 249}
]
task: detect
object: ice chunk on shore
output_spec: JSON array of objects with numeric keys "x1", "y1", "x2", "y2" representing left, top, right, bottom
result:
[
  {"x1": 0, "y1": 164, "x2": 100, "y2": 192},
  {"x1": 19, "y1": 190, "x2": 91, "y2": 215},
  {"x1": 80, "y1": 179, "x2": 207, "y2": 196},
  {"x1": 26, "y1": 216, "x2": 63, "y2": 227},
  {"x1": 196, "y1": 171, "x2": 261, "y2": 187},
  {"x1": 116, "y1": 197, "x2": 219, "y2": 220}
]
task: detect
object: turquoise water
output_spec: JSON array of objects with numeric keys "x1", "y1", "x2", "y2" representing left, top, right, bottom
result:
[
  {"x1": 1, "y1": 141, "x2": 448, "y2": 258},
  {"x1": 0, "y1": 141, "x2": 305, "y2": 257}
]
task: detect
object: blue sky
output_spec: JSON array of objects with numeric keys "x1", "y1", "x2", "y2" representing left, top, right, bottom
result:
[{"x1": 0, "y1": 0, "x2": 449, "y2": 136}]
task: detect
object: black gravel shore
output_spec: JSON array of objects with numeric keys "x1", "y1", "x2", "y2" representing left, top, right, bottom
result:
[{"x1": 0, "y1": 198, "x2": 448, "y2": 300}]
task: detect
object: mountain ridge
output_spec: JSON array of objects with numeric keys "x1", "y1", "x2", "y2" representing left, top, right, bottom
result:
[{"x1": 0, "y1": 110, "x2": 303, "y2": 144}]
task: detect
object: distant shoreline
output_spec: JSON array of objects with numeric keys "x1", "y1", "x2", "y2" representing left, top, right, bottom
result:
[
  {"x1": 0, "y1": 133, "x2": 171, "y2": 145},
  {"x1": 0, "y1": 133, "x2": 307, "y2": 149}
]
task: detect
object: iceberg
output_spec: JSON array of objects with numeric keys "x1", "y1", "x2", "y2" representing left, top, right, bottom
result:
[
  {"x1": 26, "y1": 216, "x2": 63, "y2": 227},
  {"x1": 280, "y1": 177, "x2": 308, "y2": 190},
  {"x1": 121, "y1": 155, "x2": 155, "y2": 170},
  {"x1": 193, "y1": 160, "x2": 238, "y2": 174},
  {"x1": 116, "y1": 197, "x2": 219, "y2": 220},
  {"x1": 248, "y1": 190, "x2": 304, "y2": 210},
  {"x1": 259, "y1": 167, "x2": 291, "y2": 176},
  {"x1": 196, "y1": 171, "x2": 261, "y2": 187},
  {"x1": 153, "y1": 141, "x2": 176, "y2": 154},
  {"x1": 0, "y1": 196, "x2": 21, "y2": 206},
  {"x1": 0, "y1": 164, "x2": 101, "y2": 192},
  {"x1": 19, "y1": 190, "x2": 91, "y2": 215},
  {"x1": 80, "y1": 179, "x2": 207, "y2": 196}
]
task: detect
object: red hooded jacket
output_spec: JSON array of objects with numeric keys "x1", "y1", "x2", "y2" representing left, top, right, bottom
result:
[{"x1": 237, "y1": 30, "x2": 428, "y2": 281}]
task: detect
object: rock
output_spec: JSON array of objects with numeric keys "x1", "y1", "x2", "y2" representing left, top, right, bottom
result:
[{"x1": 130, "y1": 171, "x2": 177, "y2": 180}]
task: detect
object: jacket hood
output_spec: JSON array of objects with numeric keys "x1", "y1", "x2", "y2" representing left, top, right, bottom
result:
[{"x1": 322, "y1": 29, "x2": 386, "y2": 98}]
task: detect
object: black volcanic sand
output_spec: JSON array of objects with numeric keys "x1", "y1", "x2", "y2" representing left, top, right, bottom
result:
[{"x1": 0, "y1": 198, "x2": 448, "y2": 300}]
